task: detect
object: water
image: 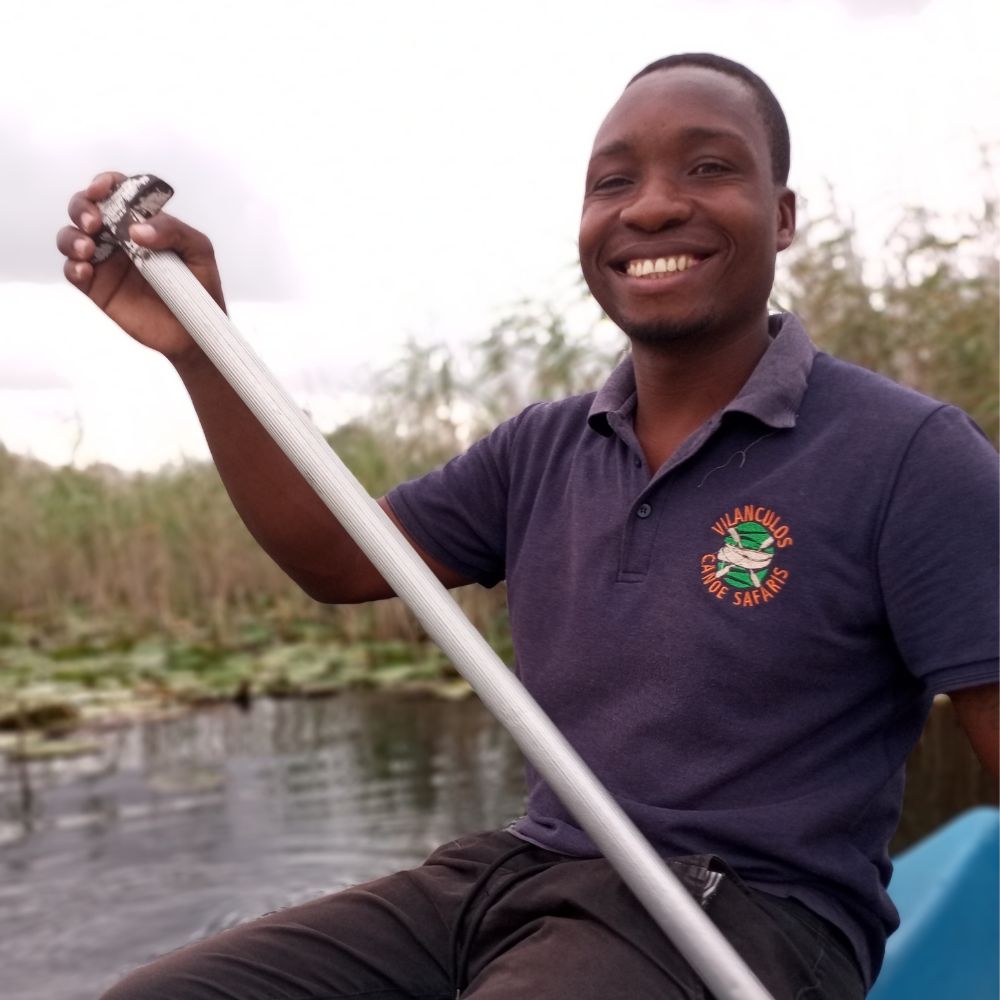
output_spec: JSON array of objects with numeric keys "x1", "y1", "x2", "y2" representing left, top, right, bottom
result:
[
  {"x1": 0, "y1": 693, "x2": 992, "y2": 1000},
  {"x1": 0, "y1": 694, "x2": 525, "y2": 1000}
]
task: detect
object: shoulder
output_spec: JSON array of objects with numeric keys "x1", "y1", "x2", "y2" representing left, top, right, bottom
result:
[
  {"x1": 808, "y1": 352, "x2": 948, "y2": 421},
  {"x1": 487, "y1": 392, "x2": 600, "y2": 455},
  {"x1": 804, "y1": 352, "x2": 995, "y2": 457},
  {"x1": 511, "y1": 392, "x2": 598, "y2": 429}
]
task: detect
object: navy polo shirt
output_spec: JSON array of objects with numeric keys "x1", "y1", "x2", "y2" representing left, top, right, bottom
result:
[{"x1": 387, "y1": 313, "x2": 999, "y2": 986}]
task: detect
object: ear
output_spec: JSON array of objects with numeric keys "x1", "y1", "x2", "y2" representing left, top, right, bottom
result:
[{"x1": 775, "y1": 187, "x2": 796, "y2": 252}]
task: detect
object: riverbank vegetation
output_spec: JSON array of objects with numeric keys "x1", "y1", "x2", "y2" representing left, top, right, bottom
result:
[{"x1": 1, "y1": 194, "x2": 996, "y2": 754}]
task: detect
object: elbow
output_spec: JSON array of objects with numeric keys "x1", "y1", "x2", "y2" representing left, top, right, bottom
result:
[{"x1": 283, "y1": 561, "x2": 393, "y2": 605}]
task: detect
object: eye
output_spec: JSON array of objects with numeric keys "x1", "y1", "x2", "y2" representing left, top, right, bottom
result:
[
  {"x1": 591, "y1": 175, "x2": 632, "y2": 193},
  {"x1": 691, "y1": 160, "x2": 732, "y2": 177}
]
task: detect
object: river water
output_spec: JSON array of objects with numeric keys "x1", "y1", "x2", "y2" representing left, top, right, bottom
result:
[
  {"x1": 0, "y1": 694, "x2": 524, "y2": 1000},
  {"x1": 0, "y1": 693, "x2": 992, "y2": 1000}
]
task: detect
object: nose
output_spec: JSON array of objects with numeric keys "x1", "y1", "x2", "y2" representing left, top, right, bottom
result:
[{"x1": 618, "y1": 177, "x2": 693, "y2": 231}]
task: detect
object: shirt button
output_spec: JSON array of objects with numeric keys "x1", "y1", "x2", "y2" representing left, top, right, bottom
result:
[
  {"x1": 634, "y1": 457, "x2": 642, "y2": 468},
  {"x1": 636, "y1": 503, "x2": 652, "y2": 519}
]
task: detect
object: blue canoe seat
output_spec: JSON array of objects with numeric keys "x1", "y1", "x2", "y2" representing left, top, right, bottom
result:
[{"x1": 868, "y1": 807, "x2": 999, "y2": 1000}]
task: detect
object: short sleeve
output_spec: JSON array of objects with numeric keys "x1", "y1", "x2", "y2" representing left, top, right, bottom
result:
[
  {"x1": 385, "y1": 411, "x2": 530, "y2": 587},
  {"x1": 877, "y1": 405, "x2": 999, "y2": 694}
]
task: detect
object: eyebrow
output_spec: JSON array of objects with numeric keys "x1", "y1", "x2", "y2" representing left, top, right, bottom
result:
[{"x1": 590, "y1": 126, "x2": 750, "y2": 160}]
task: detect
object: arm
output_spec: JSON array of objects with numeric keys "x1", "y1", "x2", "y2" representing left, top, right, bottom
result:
[
  {"x1": 58, "y1": 173, "x2": 472, "y2": 602},
  {"x1": 949, "y1": 683, "x2": 999, "y2": 779},
  {"x1": 173, "y1": 349, "x2": 471, "y2": 602}
]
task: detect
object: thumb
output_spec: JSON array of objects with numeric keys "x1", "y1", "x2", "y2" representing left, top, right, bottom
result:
[
  {"x1": 128, "y1": 212, "x2": 214, "y2": 264},
  {"x1": 127, "y1": 212, "x2": 226, "y2": 310}
]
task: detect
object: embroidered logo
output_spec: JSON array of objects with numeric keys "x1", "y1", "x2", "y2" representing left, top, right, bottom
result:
[{"x1": 700, "y1": 505, "x2": 793, "y2": 607}]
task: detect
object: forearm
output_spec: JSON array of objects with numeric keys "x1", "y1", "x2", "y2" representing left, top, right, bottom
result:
[{"x1": 173, "y1": 347, "x2": 395, "y2": 604}]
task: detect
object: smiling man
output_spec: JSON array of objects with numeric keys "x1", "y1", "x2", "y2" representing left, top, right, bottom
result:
[
  {"x1": 61, "y1": 53, "x2": 997, "y2": 1000},
  {"x1": 578, "y1": 59, "x2": 797, "y2": 472}
]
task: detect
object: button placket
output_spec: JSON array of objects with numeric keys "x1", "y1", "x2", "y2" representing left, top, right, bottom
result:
[{"x1": 619, "y1": 491, "x2": 660, "y2": 579}]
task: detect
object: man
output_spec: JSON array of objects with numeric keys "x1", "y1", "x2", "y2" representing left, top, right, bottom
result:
[{"x1": 59, "y1": 54, "x2": 997, "y2": 1000}]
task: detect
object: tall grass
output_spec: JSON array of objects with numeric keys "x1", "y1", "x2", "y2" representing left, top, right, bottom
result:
[{"x1": 0, "y1": 280, "x2": 614, "y2": 652}]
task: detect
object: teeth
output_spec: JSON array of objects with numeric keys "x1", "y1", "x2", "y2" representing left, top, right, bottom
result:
[{"x1": 625, "y1": 255, "x2": 698, "y2": 278}]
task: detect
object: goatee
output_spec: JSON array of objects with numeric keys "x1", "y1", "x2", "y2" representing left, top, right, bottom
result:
[{"x1": 622, "y1": 316, "x2": 712, "y2": 347}]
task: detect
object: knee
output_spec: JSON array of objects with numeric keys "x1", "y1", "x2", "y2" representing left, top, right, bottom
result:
[
  {"x1": 99, "y1": 966, "x2": 164, "y2": 1000},
  {"x1": 98, "y1": 951, "x2": 208, "y2": 1000}
]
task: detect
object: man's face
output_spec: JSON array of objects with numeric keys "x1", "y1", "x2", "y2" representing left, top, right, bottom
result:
[{"x1": 579, "y1": 67, "x2": 795, "y2": 348}]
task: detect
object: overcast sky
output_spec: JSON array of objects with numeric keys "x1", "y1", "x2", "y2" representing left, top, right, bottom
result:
[{"x1": 2, "y1": 0, "x2": 996, "y2": 469}]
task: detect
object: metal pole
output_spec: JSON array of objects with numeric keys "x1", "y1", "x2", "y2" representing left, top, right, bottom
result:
[{"x1": 97, "y1": 177, "x2": 774, "y2": 1000}]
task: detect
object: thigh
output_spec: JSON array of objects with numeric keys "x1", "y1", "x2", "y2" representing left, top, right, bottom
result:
[
  {"x1": 99, "y1": 839, "x2": 497, "y2": 1000},
  {"x1": 462, "y1": 855, "x2": 864, "y2": 1000},
  {"x1": 462, "y1": 856, "x2": 706, "y2": 1000},
  {"x1": 464, "y1": 909, "x2": 705, "y2": 999}
]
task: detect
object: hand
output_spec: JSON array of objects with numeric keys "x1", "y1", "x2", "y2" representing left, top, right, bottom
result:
[{"x1": 57, "y1": 171, "x2": 227, "y2": 368}]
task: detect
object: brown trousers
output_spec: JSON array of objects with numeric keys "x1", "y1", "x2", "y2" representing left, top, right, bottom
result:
[{"x1": 101, "y1": 830, "x2": 864, "y2": 1000}]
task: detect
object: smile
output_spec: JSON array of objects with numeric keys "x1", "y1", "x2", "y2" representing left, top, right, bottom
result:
[{"x1": 622, "y1": 255, "x2": 703, "y2": 278}]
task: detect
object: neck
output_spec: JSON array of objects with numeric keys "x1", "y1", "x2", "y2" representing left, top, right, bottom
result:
[{"x1": 629, "y1": 317, "x2": 771, "y2": 472}]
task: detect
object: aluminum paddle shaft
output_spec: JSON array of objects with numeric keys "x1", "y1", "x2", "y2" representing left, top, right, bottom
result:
[{"x1": 97, "y1": 175, "x2": 774, "y2": 1000}]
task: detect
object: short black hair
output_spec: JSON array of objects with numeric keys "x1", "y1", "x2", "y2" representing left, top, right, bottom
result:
[{"x1": 628, "y1": 53, "x2": 790, "y2": 185}]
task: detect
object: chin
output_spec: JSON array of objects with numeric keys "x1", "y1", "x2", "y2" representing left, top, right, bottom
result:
[{"x1": 621, "y1": 315, "x2": 712, "y2": 347}]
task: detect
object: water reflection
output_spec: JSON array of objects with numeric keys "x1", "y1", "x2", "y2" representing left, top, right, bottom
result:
[
  {"x1": 0, "y1": 693, "x2": 526, "y2": 1000},
  {"x1": 0, "y1": 693, "x2": 991, "y2": 1000}
]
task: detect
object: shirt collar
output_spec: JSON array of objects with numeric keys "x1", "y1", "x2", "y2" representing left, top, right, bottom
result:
[{"x1": 587, "y1": 312, "x2": 816, "y2": 437}]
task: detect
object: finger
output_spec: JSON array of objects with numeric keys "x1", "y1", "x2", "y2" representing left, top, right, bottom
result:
[
  {"x1": 55, "y1": 225, "x2": 95, "y2": 261},
  {"x1": 85, "y1": 171, "x2": 127, "y2": 201},
  {"x1": 63, "y1": 256, "x2": 93, "y2": 292},
  {"x1": 68, "y1": 191, "x2": 104, "y2": 235},
  {"x1": 67, "y1": 172, "x2": 128, "y2": 233}
]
